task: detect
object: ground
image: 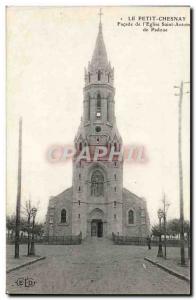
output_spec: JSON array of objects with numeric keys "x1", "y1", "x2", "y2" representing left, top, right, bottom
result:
[{"x1": 6, "y1": 239, "x2": 190, "y2": 295}]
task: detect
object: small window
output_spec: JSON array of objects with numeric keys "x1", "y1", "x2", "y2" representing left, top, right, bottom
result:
[
  {"x1": 79, "y1": 173, "x2": 81, "y2": 179},
  {"x1": 78, "y1": 186, "x2": 81, "y2": 192},
  {"x1": 96, "y1": 112, "x2": 101, "y2": 119},
  {"x1": 114, "y1": 186, "x2": 116, "y2": 192},
  {"x1": 114, "y1": 214, "x2": 117, "y2": 219},
  {"x1": 79, "y1": 143, "x2": 82, "y2": 151},
  {"x1": 88, "y1": 72, "x2": 91, "y2": 83},
  {"x1": 78, "y1": 214, "x2": 80, "y2": 219},
  {"x1": 114, "y1": 143, "x2": 117, "y2": 151},
  {"x1": 128, "y1": 210, "x2": 134, "y2": 224},
  {"x1": 78, "y1": 200, "x2": 80, "y2": 206},
  {"x1": 114, "y1": 201, "x2": 116, "y2": 207},
  {"x1": 114, "y1": 174, "x2": 116, "y2": 180},
  {"x1": 61, "y1": 209, "x2": 67, "y2": 223},
  {"x1": 49, "y1": 217, "x2": 53, "y2": 224}
]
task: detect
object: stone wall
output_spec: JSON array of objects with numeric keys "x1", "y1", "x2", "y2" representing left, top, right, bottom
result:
[{"x1": 45, "y1": 188, "x2": 73, "y2": 237}]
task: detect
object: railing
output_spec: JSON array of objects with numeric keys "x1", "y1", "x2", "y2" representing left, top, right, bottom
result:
[
  {"x1": 7, "y1": 232, "x2": 82, "y2": 245},
  {"x1": 112, "y1": 233, "x2": 188, "y2": 247}
]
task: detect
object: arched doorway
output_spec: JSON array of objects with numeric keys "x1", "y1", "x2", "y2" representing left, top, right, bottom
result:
[
  {"x1": 88, "y1": 208, "x2": 105, "y2": 237},
  {"x1": 91, "y1": 219, "x2": 103, "y2": 237}
]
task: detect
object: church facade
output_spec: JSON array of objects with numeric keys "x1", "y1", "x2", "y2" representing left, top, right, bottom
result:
[{"x1": 45, "y1": 18, "x2": 150, "y2": 239}]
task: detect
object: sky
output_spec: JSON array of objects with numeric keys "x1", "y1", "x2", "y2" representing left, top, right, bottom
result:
[{"x1": 6, "y1": 6, "x2": 190, "y2": 225}]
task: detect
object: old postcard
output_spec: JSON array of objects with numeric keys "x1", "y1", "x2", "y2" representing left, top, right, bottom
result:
[{"x1": 6, "y1": 6, "x2": 191, "y2": 295}]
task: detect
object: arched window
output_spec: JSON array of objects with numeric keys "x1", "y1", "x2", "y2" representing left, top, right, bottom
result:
[
  {"x1": 128, "y1": 210, "x2": 134, "y2": 224},
  {"x1": 114, "y1": 142, "x2": 117, "y2": 151},
  {"x1": 98, "y1": 70, "x2": 101, "y2": 81},
  {"x1": 79, "y1": 142, "x2": 82, "y2": 151},
  {"x1": 61, "y1": 209, "x2": 67, "y2": 223},
  {"x1": 91, "y1": 170, "x2": 104, "y2": 197}
]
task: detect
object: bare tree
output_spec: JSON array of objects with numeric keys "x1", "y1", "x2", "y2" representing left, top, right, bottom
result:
[
  {"x1": 23, "y1": 198, "x2": 34, "y2": 256},
  {"x1": 162, "y1": 194, "x2": 170, "y2": 259}
]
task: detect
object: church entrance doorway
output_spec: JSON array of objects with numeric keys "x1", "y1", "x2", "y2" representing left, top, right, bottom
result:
[{"x1": 91, "y1": 219, "x2": 103, "y2": 237}]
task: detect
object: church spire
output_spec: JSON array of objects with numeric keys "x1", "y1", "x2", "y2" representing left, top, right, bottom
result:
[
  {"x1": 91, "y1": 9, "x2": 108, "y2": 69},
  {"x1": 84, "y1": 9, "x2": 114, "y2": 87}
]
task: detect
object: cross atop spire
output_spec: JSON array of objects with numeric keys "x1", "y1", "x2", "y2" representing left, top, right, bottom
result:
[
  {"x1": 90, "y1": 8, "x2": 108, "y2": 69},
  {"x1": 98, "y1": 8, "x2": 103, "y2": 24}
]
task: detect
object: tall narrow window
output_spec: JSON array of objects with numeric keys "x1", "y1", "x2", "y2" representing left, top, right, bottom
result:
[
  {"x1": 98, "y1": 70, "x2": 101, "y2": 81},
  {"x1": 108, "y1": 73, "x2": 110, "y2": 83},
  {"x1": 91, "y1": 170, "x2": 104, "y2": 197},
  {"x1": 128, "y1": 210, "x2": 134, "y2": 224},
  {"x1": 88, "y1": 96, "x2": 90, "y2": 121},
  {"x1": 79, "y1": 142, "x2": 82, "y2": 151},
  {"x1": 96, "y1": 94, "x2": 101, "y2": 119},
  {"x1": 107, "y1": 100, "x2": 109, "y2": 121},
  {"x1": 61, "y1": 209, "x2": 67, "y2": 223},
  {"x1": 88, "y1": 72, "x2": 91, "y2": 83},
  {"x1": 97, "y1": 94, "x2": 101, "y2": 111},
  {"x1": 114, "y1": 143, "x2": 117, "y2": 151}
]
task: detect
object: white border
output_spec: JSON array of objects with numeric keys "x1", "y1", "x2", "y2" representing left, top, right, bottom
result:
[{"x1": 0, "y1": 1, "x2": 194, "y2": 300}]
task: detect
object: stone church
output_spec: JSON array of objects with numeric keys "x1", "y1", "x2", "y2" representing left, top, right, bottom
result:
[{"x1": 45, "y1": 17, "x2": 150, "y2": 239}]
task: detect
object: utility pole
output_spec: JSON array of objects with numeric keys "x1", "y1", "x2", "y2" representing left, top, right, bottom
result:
[
  {"x1": 174, "y1": 81, "x2": 189, "y2": 266},
  {"x1": 15, "y1": 117, "x2": 22, "y2": 258}
]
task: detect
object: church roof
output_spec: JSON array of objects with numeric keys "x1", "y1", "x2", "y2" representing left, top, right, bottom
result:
[
  {"x1": 91, "y1": 22, "x2": 108, "y2": 69},
  {"x1": 49, "y1": 187, "x2": 73, "y2": 204},
  {"x1": 123, "y1": 187, "x2": 144, "y2": 202}
]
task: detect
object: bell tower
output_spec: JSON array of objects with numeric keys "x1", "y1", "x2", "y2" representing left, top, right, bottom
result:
[{"x1": 72, "y1": 11, "x2": 123, "y2": 238}]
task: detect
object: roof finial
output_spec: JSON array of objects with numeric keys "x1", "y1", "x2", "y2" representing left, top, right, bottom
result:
[{"x1": 98, "y1": 8, "x2": 103, "y2": 24}]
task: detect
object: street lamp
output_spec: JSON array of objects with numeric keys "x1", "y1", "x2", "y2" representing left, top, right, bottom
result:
[
  {"x1": 29, "y1": 207, "x2": 37, "y2": 256},
  {"x1": 157, "y1": 209, "x2": 164, "y2": 257}
]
